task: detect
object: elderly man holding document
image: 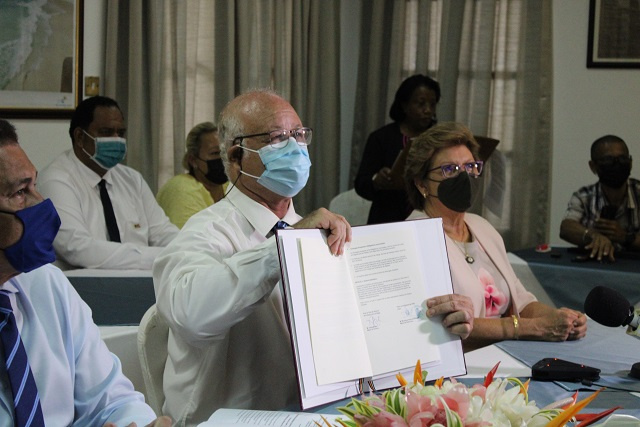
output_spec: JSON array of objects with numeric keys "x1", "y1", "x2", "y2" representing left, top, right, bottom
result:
[{"x1": 153, "y1": 89, "x2": 474, "y2": 426}]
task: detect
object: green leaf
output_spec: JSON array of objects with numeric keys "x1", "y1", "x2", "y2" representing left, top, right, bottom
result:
[
  {"x1": 334, "y1": 418, "x2": 357, "y2": 427},
  {"x1": 385, "y1": 388, "x2": 405, "y2": 417},
  {"x1": 337, "y1": 406, "x2": 357, "y2": 419},
  {"x1": 350, "y1": 398, "x2": 380, "y2": 418}
]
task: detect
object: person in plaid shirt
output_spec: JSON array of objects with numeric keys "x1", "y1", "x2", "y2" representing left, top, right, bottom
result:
[{"x1": 560, "y1": 135, "x2": 640, "y2": 261}]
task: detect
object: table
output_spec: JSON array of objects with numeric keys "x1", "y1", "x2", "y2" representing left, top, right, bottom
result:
[
  {"x1": 307, "y1": 319, "x2": 640, "y2": 422},
  {"x1": 510, "y1": 247, "x2": 640, "y2": 311},
  {"x1": 65, "y1": 269, "x2": 155, "y2": 325},
  {"x1": 496, "y1": 319, "x2": 640, "y2": 416}
]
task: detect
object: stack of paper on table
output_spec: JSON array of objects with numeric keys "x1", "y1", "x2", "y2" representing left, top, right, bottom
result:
[
  {"x1": 199, "y1": 408, "x2": 340, "y2": 426},
  {"x1": 276, "y1": 218, "x2": 467, "y2": 409}
]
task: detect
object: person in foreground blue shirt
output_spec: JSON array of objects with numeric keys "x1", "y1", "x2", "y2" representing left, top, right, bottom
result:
[{"x1": 0, "y1": 119, "x2": 171, "y2": 427}]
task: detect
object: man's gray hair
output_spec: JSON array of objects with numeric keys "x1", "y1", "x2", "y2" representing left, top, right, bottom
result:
[{"x1": 218, "y1": 88, "x2": 280, "y2": 177}]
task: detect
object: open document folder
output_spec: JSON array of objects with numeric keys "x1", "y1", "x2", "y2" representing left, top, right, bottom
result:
[{"x1": 276, "y1": 218, "x2": 466, "y2": 409}]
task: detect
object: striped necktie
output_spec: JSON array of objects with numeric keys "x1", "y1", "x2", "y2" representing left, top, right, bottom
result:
[
  {"x1": 273, "y1": 221, "x2": 289, "y2": 232},
  {"x1": 268, "y1": 221, "x2": 289, "y2": 238},
  {"x1": 0, "y1": 291, "x2": 45, "y2": 427}
]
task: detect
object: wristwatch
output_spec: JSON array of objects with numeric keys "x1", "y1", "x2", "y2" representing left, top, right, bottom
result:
[{"x1": 625, "y1": 231, "x2": 636, "y2": 247}]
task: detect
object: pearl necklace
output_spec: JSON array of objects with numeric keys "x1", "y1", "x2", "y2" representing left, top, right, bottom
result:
[{"x1": 453, "y1": 240, "x2": 475, "y2": 264}]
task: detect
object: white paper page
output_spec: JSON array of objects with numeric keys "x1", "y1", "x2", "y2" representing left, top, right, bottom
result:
[
  {"x1": 277, "y1": 230, "x2": 360, "y2": 405},
  {"x1": 276, "y1": 220, "x2": 465, "y2": 408},
  {"x1": 404, "y1": 218, "x2": 466, "y2": 381},
  {"x1": 347, "y1": 226, "x2": 440, "y2": 376},
  {"x1": 299, "y1": 238, "x2": 373, "y2": 384},
  {"x1": 199, "y1": 408, "x2": 340, "y2": 427}
]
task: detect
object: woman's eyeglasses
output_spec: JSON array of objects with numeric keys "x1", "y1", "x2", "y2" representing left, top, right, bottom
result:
[{"x1": 427, "y1": 161, "x2": 484, "y2": 178}]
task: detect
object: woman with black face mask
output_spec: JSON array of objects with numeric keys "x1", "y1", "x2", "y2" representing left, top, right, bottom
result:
[
  {"x1": 404, "y1": 122, "x2": 588, "y2": 351},
  {"x1": 157, "y1": 122, "x2": 229, "y2": 228}
]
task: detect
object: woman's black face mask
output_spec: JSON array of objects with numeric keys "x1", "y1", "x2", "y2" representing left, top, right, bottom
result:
[
  {"x1": 197, "y1": 158, "x2": 228, "y2": 185},
  {"x1": 428, "y1": 172, "x2": 473, "y2": 213}
]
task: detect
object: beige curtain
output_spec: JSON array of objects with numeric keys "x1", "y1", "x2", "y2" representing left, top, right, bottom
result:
[
  {"x1": 104, "y1": 0, "x2": 341, "y2": 215},
  {"x1": 350, "y1": 0, "x2": 552, "y2": 250}
]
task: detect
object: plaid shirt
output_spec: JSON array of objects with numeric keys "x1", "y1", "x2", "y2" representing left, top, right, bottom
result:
[{"x1": 564, "y1": 178, "x2": 640, "y2": 234}]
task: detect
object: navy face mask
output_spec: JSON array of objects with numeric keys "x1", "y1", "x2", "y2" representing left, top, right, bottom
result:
[{"x1": 0, "y1": 199, "x2": 61, "y2": 273}]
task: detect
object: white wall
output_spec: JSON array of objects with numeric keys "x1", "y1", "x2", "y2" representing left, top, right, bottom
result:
[
  {"x1": 550, "y1": 1, "x2": 640, "y2": 246},
  {"x1": 12, "y1": 1, "x2": 106, "y2": 172}
]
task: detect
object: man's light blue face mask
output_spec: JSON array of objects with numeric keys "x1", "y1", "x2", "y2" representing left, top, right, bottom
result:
[
  {"x1": 240, "y1": 137, "x2": 312, "y2": 197},
  {"x1": 82, "y1": 130, "x2": 127, "y2": 170}
]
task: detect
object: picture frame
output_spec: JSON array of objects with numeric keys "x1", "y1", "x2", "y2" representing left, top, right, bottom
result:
[
  {"x1": 587, "y1": 0, "x2": 640, "y2": 68},
  {"x1": 0, "y1": 0, "x2": 84, "y2": 119}
]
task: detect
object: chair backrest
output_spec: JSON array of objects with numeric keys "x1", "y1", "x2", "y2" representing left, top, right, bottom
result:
[
  {"x1": 137, "y1": 304, "x2": 169, "y2": 415},
  {"x1": 328, "y1": 189, "x2": 372, "y2": 226}
]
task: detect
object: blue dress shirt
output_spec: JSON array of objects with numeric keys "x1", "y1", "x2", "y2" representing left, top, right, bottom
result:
[{"x1": 0, "y1": 264, "x2": 155, "y2": 426}]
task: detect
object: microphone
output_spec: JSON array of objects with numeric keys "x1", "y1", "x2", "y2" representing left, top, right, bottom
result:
[
  {"x1": 584, "y1": 285, "x2": 640, "y2": 329},
  {"x1": 584, "y1": 285, "x2": 640, "y2": 379}
]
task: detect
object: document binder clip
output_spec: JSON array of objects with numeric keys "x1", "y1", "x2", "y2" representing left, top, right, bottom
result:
[{"x1": 357, "y1": 377, "x2": 376, "y2": 394}]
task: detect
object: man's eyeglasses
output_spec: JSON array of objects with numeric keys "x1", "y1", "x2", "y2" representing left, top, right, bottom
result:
[
  {"x1": 232, "y1": 128, "x2": 313, "y2": 149},
  {"x1": 427, "y1": 161, "x2": 484, "y2": 178},
  {"x1": 594, "y1": 155, "x2": 632, "y2": 167}
]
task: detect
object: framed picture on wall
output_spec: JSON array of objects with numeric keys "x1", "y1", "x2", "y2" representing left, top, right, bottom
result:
[
  {"x1": 0, "y1": 0, "x2": 84, "y2": 119},
  {"x1": 587, "y1": 0, "x2": 640, "y2": 68}
]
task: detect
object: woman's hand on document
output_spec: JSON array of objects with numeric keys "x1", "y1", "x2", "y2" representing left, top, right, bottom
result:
[{"x1": 426, "y1": 294, "x2": 474, "y2": 339}]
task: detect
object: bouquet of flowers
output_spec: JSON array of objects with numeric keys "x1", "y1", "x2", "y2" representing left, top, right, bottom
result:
[{"x1": 318, "y1": 361, "x2": 622, "y2": 427}]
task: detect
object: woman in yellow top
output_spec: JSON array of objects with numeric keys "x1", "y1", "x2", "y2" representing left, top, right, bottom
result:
[{"x1": 157, "y1": 122, "x2": 229, "y2": 228}]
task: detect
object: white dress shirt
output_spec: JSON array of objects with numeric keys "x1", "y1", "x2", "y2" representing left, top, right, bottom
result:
[
  {"x1": 153, "y1": 186, "x2": 300, "y2": 427},
  {"x1": 0, "y1": 265, "x2": 156, "y2": 426},
  {"x1": 38, "y1": 150, "x2": 179, "y2": 269}
]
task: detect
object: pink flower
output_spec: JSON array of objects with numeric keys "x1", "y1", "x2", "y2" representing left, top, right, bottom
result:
[
  {"x1": 405, "y1": 385, "x2": 471, "y2": 426},
  {"x1": 479, "y1": 268, "x2": 507, "y2": 317},
  {"x1": 470, "y1": 384, "x2": 487, "y2": 401},
  {"x1": 406, "y1": 389, "x2": 438, "y2": 419},
  {"x1": 441, "y1": 385, "x2": 471, "y2": 419},
  {"x1": 408, "y1": 410, "x2": 447, "y2": 427}
]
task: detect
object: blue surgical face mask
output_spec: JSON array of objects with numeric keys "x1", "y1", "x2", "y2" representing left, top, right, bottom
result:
[
  {"x1": 82, "y1": 130, "x2": 127, "y2": 169},
  {"x1": 0, "y1": 199, "x2": 61, "y2": 273},
  {"x1": 240, "y1": 137, "x2": 311, "y2": 197}
]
